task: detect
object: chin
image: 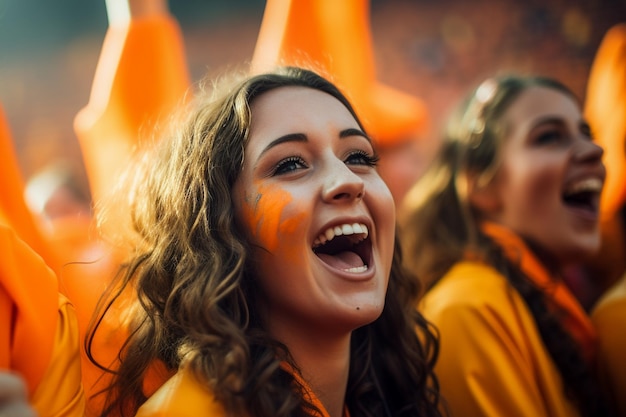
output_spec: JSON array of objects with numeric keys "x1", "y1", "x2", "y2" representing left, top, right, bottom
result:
[
  {"x1": 577, "y1": 234, "x2": 602, "y2": 256},
  {"x1": 559, "y1": 242, "x2": 602, "y2": 267},
  {"x1": 343, "y1": 301, "x2": 385, "y2": 329}
]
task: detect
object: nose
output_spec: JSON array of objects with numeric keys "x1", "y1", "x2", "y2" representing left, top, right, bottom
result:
[
  {"x1": 322, "y1": 163, "x2": 365, "y2": 203},
  {"x1": 573, "y1": 136, "x2": 604, "y2": 164}
]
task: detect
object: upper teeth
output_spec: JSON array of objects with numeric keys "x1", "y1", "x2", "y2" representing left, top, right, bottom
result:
[
  {"x1": 564, "y1": 178, "x2": 603, "y2": 196},
  {"x1": 313, "y1": 223, "x2": 369, "y2": 248}
]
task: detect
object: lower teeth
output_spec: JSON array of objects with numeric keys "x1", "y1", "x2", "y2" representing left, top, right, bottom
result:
[{"x1": 344, "y1": 265, "x2": 368, "y2": 273}]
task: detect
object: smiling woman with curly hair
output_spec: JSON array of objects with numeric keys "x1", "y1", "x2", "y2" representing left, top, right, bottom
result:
[{"x1": 87, "y1": 66, "x2": 443, "y2": 417}]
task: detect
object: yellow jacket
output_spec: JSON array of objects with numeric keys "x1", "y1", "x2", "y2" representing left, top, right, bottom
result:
[
  {"x1": 31, "y1": 294, "x2": 86, "y2": 416},
  {"x1": 136, "y1": 363, "x2": 342, "y2": 417},
  {"x1": 421, "y1": 261, "x2": 580, "y2": 417},
  {"x1": 135, "y1": 366, "x2": 228, "y2": 417},
  {"x1": 592, "y1": 275, "x2": 626, "y2": 417}
]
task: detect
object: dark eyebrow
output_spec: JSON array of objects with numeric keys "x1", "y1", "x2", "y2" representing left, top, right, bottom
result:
[
  {"x1": 340, "y1": 127, "x2": 372, "y2": 143},
  {"x1": 259, "y1": 128, "x2": 371, "y2": 157},
  {"x1": 259, "y1": 133, "x2": 308, "y2": 157},
  {"x1": 531, "y1": 116, "x2": 566, "y2": 129},
  {"x1": 531, "y1": 116, "x2": 592, "y2": 138}
]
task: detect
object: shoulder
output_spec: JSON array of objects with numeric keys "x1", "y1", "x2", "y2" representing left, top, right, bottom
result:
[
  {"x1": 0, "y1": 222, "x2": 56, "y2": 289},
  {"x1": 591, "y1": 275, "x2": 626, "y2": 343},
  {"x1": 136, "y1": 366, "x2": 228, "y2": 417},
  {"x1": 420, "y1": 261, "x2": 537, "y2": 338},
  {"x1": 592, "y1": 275, "x2": 626, "y2": 324},
  {"x1": 421, "y1": 261, "x2": 517, "y2": 313}
]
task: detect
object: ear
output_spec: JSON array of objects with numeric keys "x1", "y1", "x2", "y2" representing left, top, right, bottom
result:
[{"x1": 467, "y1": 173, "x2": 502, "y2": 216}]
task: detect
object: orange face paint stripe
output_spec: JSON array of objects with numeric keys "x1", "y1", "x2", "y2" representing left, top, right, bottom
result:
[
  {"x1": 241, "y1": 182, "x2": 292, "y2": 252},
  {"x1": 241, "y1": 181, "x2": 309, "y2": 263}
]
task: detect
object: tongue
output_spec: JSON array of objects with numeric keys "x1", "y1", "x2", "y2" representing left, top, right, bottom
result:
[{"x1": 317, "y1": 251, "x2": 365, "y2": 270}]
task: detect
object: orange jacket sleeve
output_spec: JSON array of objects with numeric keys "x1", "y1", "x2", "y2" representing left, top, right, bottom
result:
[
  {"x1": 0, "y1": 223, "x2": 85, "y2": 416},
  {"x1": 0, "y1": 105, "x2": 59, "y2": 271},
  {"x1": 0, "y1": 223, "x2": 57, "y2": 394}
]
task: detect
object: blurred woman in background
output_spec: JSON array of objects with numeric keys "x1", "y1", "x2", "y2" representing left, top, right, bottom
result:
[{"x1": 399, "y1": 74, "x2": 613, "y2": 417}]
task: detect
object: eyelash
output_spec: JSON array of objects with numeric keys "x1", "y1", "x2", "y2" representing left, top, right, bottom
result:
[
  {"x1": 581, "y1": 125, "x2": 594, "y2": 141},
  {"x1": 535, "y1": 130, "x2": 562, "y2": 145},
  {"x1": 271, "y1": 150, "x2": 379, "y2": 176},
  {"x1": 272, "y1": 155, "x2": 307, "y2": 176},
  {"x1": 346, "y1": 150, "x2": 379, "y2": 167},
  {"x1": 535, "y1": 126, "x2": 595, "y2": 146}
]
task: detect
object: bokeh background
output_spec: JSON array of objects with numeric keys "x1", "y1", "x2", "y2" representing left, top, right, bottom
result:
[{"x1": 1, "y1": 0, "x2": 625, "y2": 199}]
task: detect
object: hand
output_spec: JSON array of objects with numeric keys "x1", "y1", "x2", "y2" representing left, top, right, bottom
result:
[{"x1": 0, "y1": 372, "x2": 37, "y2": 417}]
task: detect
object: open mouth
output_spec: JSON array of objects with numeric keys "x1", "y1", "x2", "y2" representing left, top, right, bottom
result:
[
  {"x1": 312, "y1": 223, "x2": 372, "y2": 273},
  {"x1": 562, "y1": 178, "x2": 603, "y2": 215}
]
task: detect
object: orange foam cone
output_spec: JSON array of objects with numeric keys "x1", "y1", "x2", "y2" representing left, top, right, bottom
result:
[
  {"x1": 582, "y1": 23, "x2": 626, "y2": 300},
  {"x1": 584, "y1": 23, "x2": 626, "y2": 218},
  {"x1": 74, "y1": 10, "x2": 190, "y2": 211},
  {"x1": 251, "y1": 0, "x2": 428, "y2": 148}
]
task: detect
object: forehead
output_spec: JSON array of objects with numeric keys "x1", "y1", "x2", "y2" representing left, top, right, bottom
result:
[
  {"x1": 248, "y1": 86, "x2": 357, "y2": 139},
  {"x1": 502, "y1": 86, "x2": 581, "y2": 129}
]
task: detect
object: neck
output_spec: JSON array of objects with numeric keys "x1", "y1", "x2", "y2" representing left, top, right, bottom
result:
[
  {"x1": 523, "y1": 237, "x2": 564, "y2": 276},
  {"x1": 481, "y1": 221, "x2": 563, "y2": 276},
  {"x1": 275, "y1": 326, "x2": 351, "y2": 417}
]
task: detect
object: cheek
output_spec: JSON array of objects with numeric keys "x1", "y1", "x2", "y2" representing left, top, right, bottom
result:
[
  {"x1": 506, "y1": 158, "x2": 562, "y2": 213},
  {"x1": 240, "y1": 182, "x2": 308, "y2": 255},
  {"x1": 371, "y1": 178, "x2": 397, "y2": 220},
  {"x1": 368, "y1": 179, "x2": 397, "y2": 259}
]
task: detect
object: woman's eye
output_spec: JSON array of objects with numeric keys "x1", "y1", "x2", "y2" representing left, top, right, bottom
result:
[
  {"x1": 580, "y1": 123, "x2": 594, "y2": 141},
  {"x1": 345, "y1": 150, "x2": 379, "y2": 167},
  {"x1": 272, "y1": 156, "x2": 308, "y2": 176},
  {"x1": 534, "y1": 130, "x2": 562, "y2": 145}
]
